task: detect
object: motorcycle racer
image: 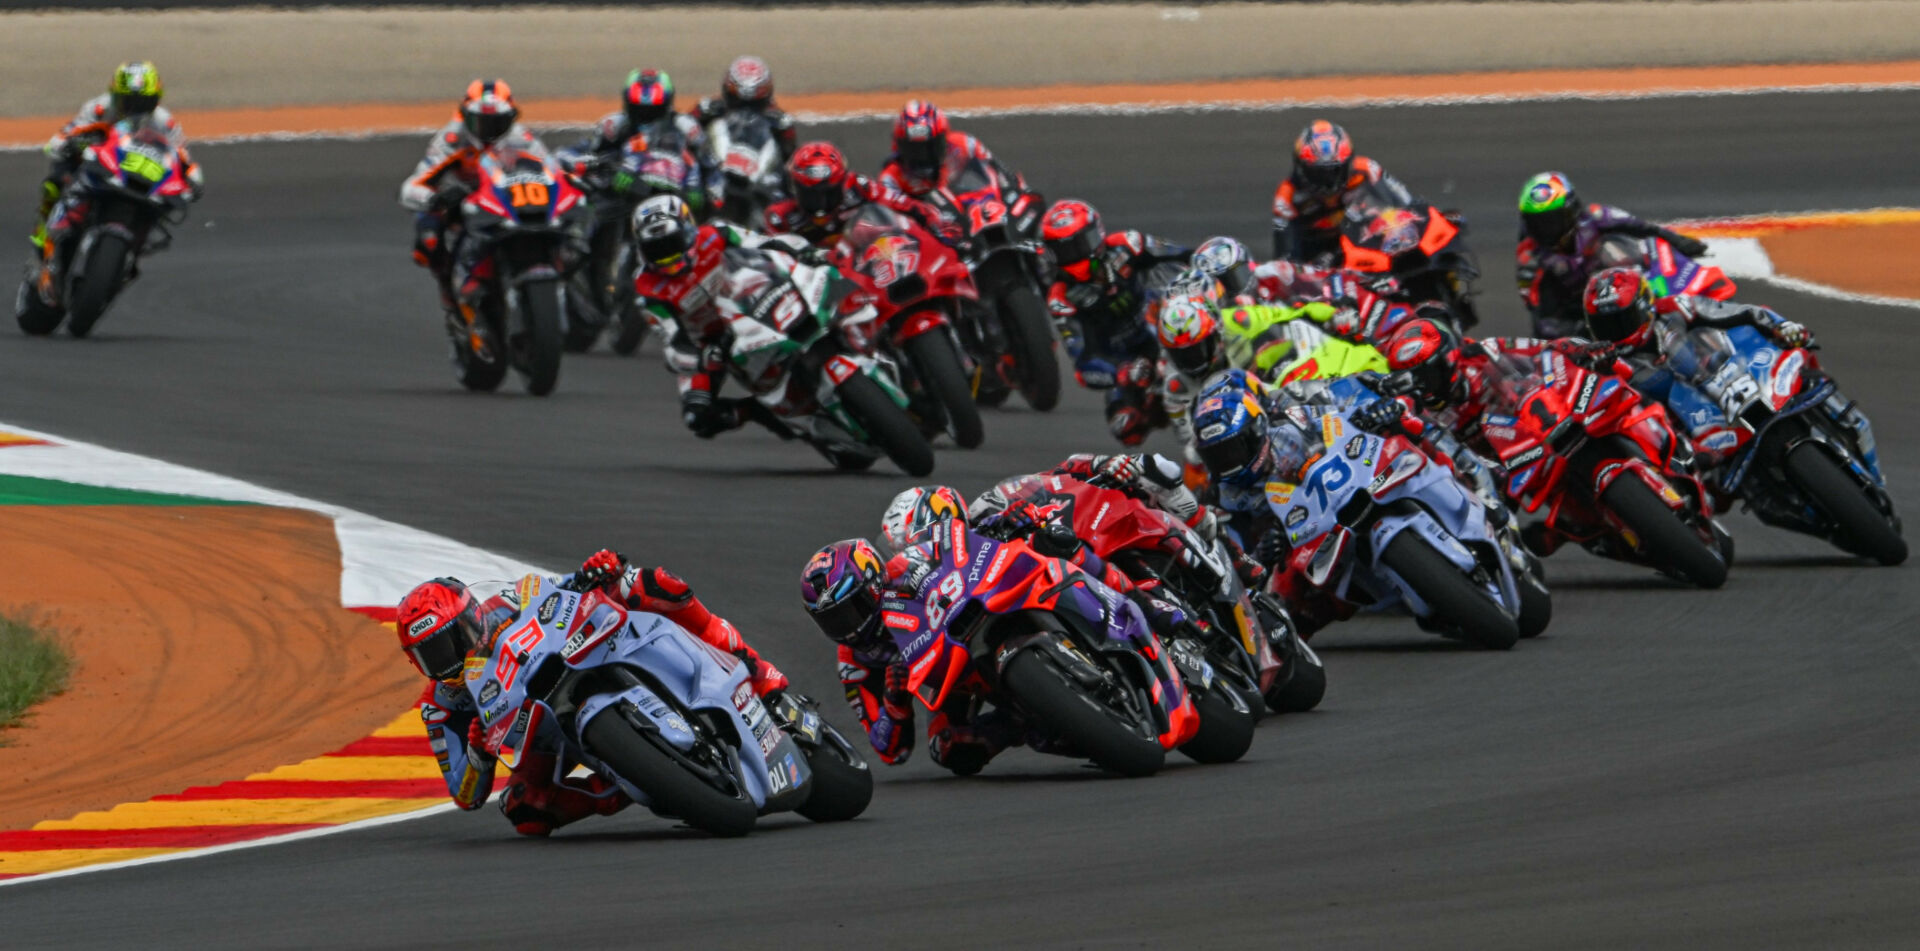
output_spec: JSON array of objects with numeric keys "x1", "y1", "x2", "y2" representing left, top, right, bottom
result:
[
  {"x1": 876, "y1": 99, "x2": 1027, "y2": 199},
  {"x1": 32, "y1": 61, "x2": 203, "y2": 250},
  {"x1": 1581, "y1": 266, "x2": 1813, "y2": 354},
  {"x1": 690, "y1": 55, "x2": 799, "y2": 164},
  {"x1": 1271, "y1": 119, "x2": 1410, "y2": 265},
  {"x1": 398, "y1": 80, "x2": 555, "y2": 311},
  {"x1": 562, "y1": 68, "x2": 719, "y2": 215},
  {"x1": 397, "y1": 551, "x2": 788, "y2": 836},
  {"x1": 1041, "y1": 198, "x2": 1193, "y2": 445},
  {"x1": 626, "y1": 194, "x2": 829, "y2": 440},
  {"x1": 763, "y1": 141, "x2": 954, "y2": 246},
  {"x1": 1515, "y1": 171, "x2": 1713, "y2": 337}
]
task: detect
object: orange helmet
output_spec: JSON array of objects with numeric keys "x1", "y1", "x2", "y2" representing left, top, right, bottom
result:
[
  {"x1": 461, "y1": 79, "x2": 518, "y2": 145},
  {"x1": 1292, "y1": 119, "x2": 1354, "y2": 197}
]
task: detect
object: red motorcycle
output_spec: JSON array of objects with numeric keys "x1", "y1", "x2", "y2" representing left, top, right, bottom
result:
[
  {"x1": 1478, "y1": 347, "x2": 1732, "y2": 588},
  {"x1": 832, "y1": 203, "x2": 986, "y2": 448},
  {"x1": 924, "y1": 155, "x2": 1061, "y2": 411},
  {"x1": 983, "y1": 473, "x2": 1325, "y2": 714}
]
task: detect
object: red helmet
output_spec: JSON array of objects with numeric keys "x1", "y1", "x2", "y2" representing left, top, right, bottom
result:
[
  {"x1": 722, "y1": 55, "x2": 774, "y2": 109},
  {"x1": 1293, "y1": 119, "x2": 1354, "y2": 198},
  {"x1": 1384, "y1": 318, "x2": 1459, "y2": 408},
  {"x1": 1582, "y1": 266, "x2": 1655, "y2": 343},
  {"x1": 460, "y1": 79, "x2": 518, "y2": 145},
  {"x1": 1042, "y1": 199, "x2": 1105, "y2": 283},
  {"x1": 788, "y1": 141, "x2": 850, "y2": 218},
  {"x1": 892, "y1": 99, "x2": 950, "y2": 182},
  {"x1": 396, "y1": 578, "x2": 483, "y2": 682}
]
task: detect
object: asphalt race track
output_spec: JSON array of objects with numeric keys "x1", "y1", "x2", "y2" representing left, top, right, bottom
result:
[{"x1": 2, "y1": 92, "x2": 1918, "y2": 949}]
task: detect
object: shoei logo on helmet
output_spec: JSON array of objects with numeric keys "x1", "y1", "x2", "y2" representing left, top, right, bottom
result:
[
  {"x1": 1394, "y1": 339, "x2": 1428, "y2": 364},
  {"x1": 408, "y1": 614, "x2": 440, "y2": 637}
]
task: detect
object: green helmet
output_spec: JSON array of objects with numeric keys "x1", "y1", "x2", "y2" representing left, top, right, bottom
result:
[
  {"x1": 109, "y1": 61, "x2": 163, "y2": 118},
  {"x1": 1519, "y1": 171, "x2": 1580, "y2": 246}
]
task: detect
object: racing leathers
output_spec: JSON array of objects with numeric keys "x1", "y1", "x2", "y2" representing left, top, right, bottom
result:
[
  {"x1": 1271, "y1": 156, "x2": 1409, "y2": 265},
  {"x1": 692, "y1": 97, "x2": 798, "y2": 164},
  {"x1": 1048, "y1": 229, "x2": 1194, "y2": 445},
  {"x1": 1517, "y1": 203, "x2": 1709, "y2": 338},
  {"x1": 36, "y1": 97, "x2": 203, "y2": 250},
  {"x1": 877, "y1": 130, "x2": 1023, "y2": 199},
  {"x1": 562, "y1": 111, "x2": 718, "y2": 214},
  {"x1": 419, "y1": 556, "x2": 788, "y2": 834},
  {"x1": 629, "y1": 222, "x2": 817, "y2": 438},
  {"x1": 397, "y1": 119, "x2": 554, "y2": 308},
  {"x1": 762, "y1": 171, "x2": 949, "y2": 247}
]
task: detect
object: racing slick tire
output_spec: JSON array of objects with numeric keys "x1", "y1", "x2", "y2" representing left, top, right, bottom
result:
[
  {"x1": 1000, "y1": 645, "x2": 1165, "y2": 777},
  {"x1": 1785, "y1": 442, "x2": 1908, "y2": 565},
  {"x1": 835, "y1": 372, "x2": 936, "y2": 477},
  {"x1": 66, "y1": 232, "x2": 128, "y2": 338},
  {"x1": 1601, "y1": 476, "x2": 1728, "y2": 588},
  {"x1": 994, "y1": 269, "x2": 1062, "y2": 412},
  {"x1": 1265, "y1": 632, "x2": 1327, "y2": 713},
  {"x1": 1517, "y1": 567, "x2": 1553, "y2": 638},
  {"x1": 1380, "y1": 533, "x2": 1520, "y2": 650},
  {"x1": 15, "y1": 278, "x2": 63, "y2": 336},
  {"x1": 513, "y1": 278, "x2": 565, "y2": 396},
  {"x1": 452, "y1": 318, "x2": 509, "y2": 393},
  {"x1": 904, "y1": 329, "x2": 985, "y2": 449},
  {"x1": 793, "y1": 726, "x2": 875, "y2": 823},
  {"x1": 582, "y1": 708, "x2": 757, "y2": 837},
  {"x1": 1177, "y1": 679, "x2": 1256, "y2": 765}
]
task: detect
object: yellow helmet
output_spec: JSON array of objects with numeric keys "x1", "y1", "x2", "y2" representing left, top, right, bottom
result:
[{"x1": 110, "y1": 61, "x2": 163, "y2": 117}]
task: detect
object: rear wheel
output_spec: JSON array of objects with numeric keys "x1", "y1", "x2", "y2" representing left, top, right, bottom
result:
[
  {"x1": 835, "y1": 372, "x2": 935, "y2": 477},
  {"x1": 66, "y1": 232, "x2": 129, "y2": 338},
  {"x1": 1000, "y1": 647, "x2": 1164, "y2": 777},
  {"x1": 513, "y1": 279, "x2": 565, "y2": 396},
  {"x1": 1379, "y1": 533, "x2": 1520, "y2": 649},
  {"x1": 996, "y1": 270, "x2": 1061, "y2": 412},
  {"x1": 793, "y1": 726, "x2": 874, "y2": 823},
  {"x1": 582, "y1": 709, "x2": 756, "y2": 837},
  {"x1": 1785, "y1": 442, "x2": 1907, "y2": 565},
  {"x1": 15, "y1": 277, "x2": 62, "y2": 335},
  {"x1": 904, "y1": 329, "x2": 984, "y2": 449},
  {"x1": 1601, "y1": 476, "x2": 1728, "y2": 588}
]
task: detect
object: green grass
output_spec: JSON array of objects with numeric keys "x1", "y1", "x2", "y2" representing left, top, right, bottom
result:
[{"x1": 0, "y1": 612, "x2": 72, "y2": 743}]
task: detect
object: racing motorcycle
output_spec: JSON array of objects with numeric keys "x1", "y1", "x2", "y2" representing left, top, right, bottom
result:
[
  {"x1": 17, "y1": 121, "x2": 194, "y2": 338},
  {"x1": 707, "y1": 110, "x2": 786, "y2": 229},
  {"x1": 1251, "y1": 382, "x2": 1532, "y2": 650},
  {"x1": 891, "y1": 521, "x2": 1250, "y2": 775},
  {"x1": 459, "y1": 574, "x2": 872, "y2": 837},
  {"x1": 834, "y1": 203, "x2": 987, "y2": 449},
  {"x1": 1597, "y1": 233, "x2": 1736, "y2": 303},
  {"x1": 980, "y1": 471, "x2": 1325, "y2": 714},
  {"x1": 448, "y1": 146, "x2": 589, "y2": 396},
  {"x1": 923, "y1": 155, "x2": 1061, "y2": 411},
  {"x1": 719, "y1": 247, "x2": 936, "y2": 476},
  {"x1": 1654, "y1": 321, "x2": 1904, "y2": 564},
  {"x1": 559, "y1": 127, "x2": 708, "y2": 355},
  {"x1": 1479, "y1": 347, "x2": 1733, "y2": 587},
  {"x1": 1338, "y1": 182, "x2": 1481, "y2": 332}
]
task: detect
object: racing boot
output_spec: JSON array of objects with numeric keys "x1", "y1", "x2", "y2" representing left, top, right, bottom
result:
[
  {"x1": 498, "y1": 758, "x2": 629, "y2": 837},
  {"x1": 27, "y1": 180, "x2": 58, "y2": 250}
]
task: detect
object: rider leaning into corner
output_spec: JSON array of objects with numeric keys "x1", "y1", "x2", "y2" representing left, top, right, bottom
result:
[
  {"x1": 1514, "y1": 170, "x2": 1713, "y2": 338},
  {"x1": 398, "y1": 79, "x2": 555, "y2": 314},
  {"x1": 396, "y1": 550, "x2": 789, "y2": 836},
  {"x1": 1270, "y1": 119, "x2": 1409, "y2": 265},
  {"x1": 801, "y1": 471, "x2": 1197, "y2": 775},
  {"x1": 625, "y1": 194, "x2": 833, "y2": 441},
  {"x1": 33, "y1": 61, "x2": 203, "y2": 250},
  {"x1": 1041, "y1": 198, "x2": 1193, "y2": 446},
  {"x1": 690, "y1": 55, "x2": 800, "y2": 164}
]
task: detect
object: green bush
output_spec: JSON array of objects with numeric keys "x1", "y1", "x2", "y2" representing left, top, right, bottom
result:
[{"x1": 0, "y1": 612, "x2": 72, "y2": 742}]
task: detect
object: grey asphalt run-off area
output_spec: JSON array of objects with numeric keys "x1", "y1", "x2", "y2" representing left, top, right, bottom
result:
[{"x1": 0, "y1": 90, "x2": 1917, "y2": 948}]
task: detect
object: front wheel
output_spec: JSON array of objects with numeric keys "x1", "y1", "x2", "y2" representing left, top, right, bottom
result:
[
  {"x1": 582, "y1": 710, "x2": 757, "y2": 837},
  {"x1": 1000, "y1": 646, "x2": 1165, "y2": 777},
  {"x1": 1265, "y1": 631, "x2": 1327, "y2": 713},
  {"x1": 793, "y1": 725, "x2": 874, "y2": 822},
  {"x1": 835, "y1": 371, "x2": 936, "y2": 477},
  {"x1": 66, "y1": 232, "x2": 129, "y2": 338},
  {"x1": 1785, "y1": 442, "x2": 1908, "y2": 565},
  {"x1": 1601, "y1": 476, "x2": 1728, "y2": 588},
  {"x1": 513, "y1": 278, "x2": 565, "y2": 396},
  {"x1": 1177, "y1": 679, "x2": 1255, "y2": 764},
  {"x1": 15, "y1": 277, "x2": 63, "y2": 336},
  {"x1": 903, "y1": 329, "x2": 985, "y2": 449},
  {"x1": 1516, "y1": 567, "x2": 1553, "y2": 638},
  {"x1": 1379, "y1": 533, "x2": 1520, "y2": 649},
  {"x1": 995, "y1": 269, "x2": 1061, "y2": 412}
]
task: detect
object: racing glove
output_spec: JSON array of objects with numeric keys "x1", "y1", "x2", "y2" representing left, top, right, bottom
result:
[
  {"x1": 1252, "y1": 526, "x2": 1288, "y2": 568},
  {"x1": 793, "y1": 245, "x2": 832, "y2": 267},
  {"x1": 882, "y1": 663, "x2": 914, "y2": 721},
  {"x1": 466, "y1": 714, "x2": 496, "y2": 763},
  {"x1": 1089, "y1": 453, "x2": 1145, "y2": 489},
  {"x1": 1666, "y1": 232, "x2": 1711, "y2": 258},
  {"x1": 1563, "y1": 341, "x2": 1619, "y2": 371},
  {"x1": 1352, "y1": 399, "x2": 1407, "y2": 435},
  {"x1": 576, "y1": 549, "x2": 635, "y2": 598},
  {"x1": 1772, "y1": 320, "x2": 1814, "y2": 349}
]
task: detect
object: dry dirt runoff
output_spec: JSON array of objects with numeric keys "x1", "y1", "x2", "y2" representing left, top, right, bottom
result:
[{"x1": 3, "y1": 2, "x2": 1920, "y2": 116}]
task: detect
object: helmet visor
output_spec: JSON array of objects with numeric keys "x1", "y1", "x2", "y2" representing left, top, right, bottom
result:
[
  {"x1": 637, "y1": 219, "x2": 695, "y2": 273},
  {"x1": 114, "y1": 92, "x2": 160, "y2": 117},
  {"x1": 625, "y1": 101, "x2": 670, "y2": 127},
  {"x1": 1298, "y1": 160, "x2": 1351, "y2": 196},
  {"x1": 796, "y1": 181, "x2": 841, "y2": 216},
  {"x1": 406, "y1": 607, "x2": 479, "y2": 681},
  {"x1": 810, "y1": 577, "x2": 882, "y2": 648},
  {"x1": 1046, "y1": 228, "x2": 1101, "y2": 270},
  {"x1": 898, "y1": 137, "x2": 943, "y2": 180},
  {"x1": 1199, "y1": 425, "x2": 1263, "y2": 481},
  {"x1": 1523, "y1": 204, "x2": 1578, "y2": 246},
  {"x1": 1168, "y1": 337, "x2": 1220, "y2": 378},
  {"x1": 1586, "y1": 299, "x2": 1651, "y2": 343},
  {"x1": 465, "y1": 110, "x2": 515, "y2": 144}
]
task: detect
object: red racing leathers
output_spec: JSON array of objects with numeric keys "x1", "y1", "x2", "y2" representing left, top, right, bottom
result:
[
  {"x1": 763, "y1": 172, "x2": 948, "y2": 247},
  {"x1": 420, "y1": 558, "x2": 788, "y2": 834},
  {"x1": 877, "y1": 130, "x2": 1008, "y2": 198},
  {"x1": 1271, "y1": 156, "x2": 1409, "y2": 264}
]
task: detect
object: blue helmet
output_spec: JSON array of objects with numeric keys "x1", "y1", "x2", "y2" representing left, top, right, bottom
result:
[{"x1": 1192, "y1": 370, "x2": 1274, "y2": 486}]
